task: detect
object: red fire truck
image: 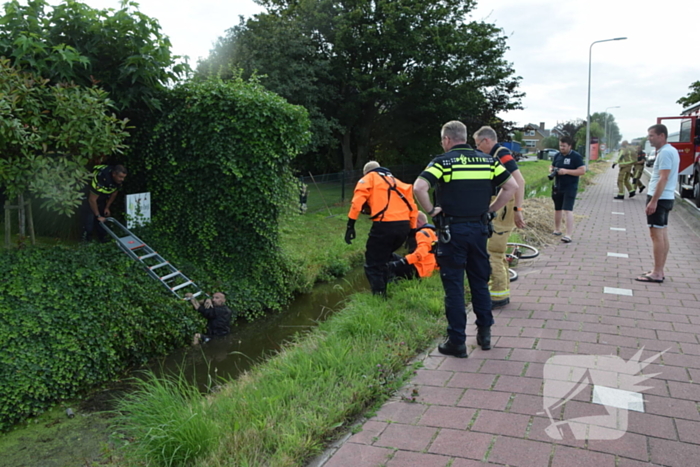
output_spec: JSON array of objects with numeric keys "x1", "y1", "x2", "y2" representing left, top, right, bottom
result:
[{"x1": 656, "y1": 102, "x2": 700, "y2": 206}]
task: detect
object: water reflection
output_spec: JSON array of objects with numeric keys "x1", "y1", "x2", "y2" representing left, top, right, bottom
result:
[{"x1": 147, "y1": 267, "x2": 369, "y2": 391}]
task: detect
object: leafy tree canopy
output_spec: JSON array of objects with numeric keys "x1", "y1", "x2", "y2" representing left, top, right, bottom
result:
[
  {"x1": 0, "y1": 58, "x2": 129, "y2": 215},
  {"x1": 0, "y1": 0, "x2": 189, "y2": 114},
  {"x1": 198, "y1": 0, "x2": 523, "y2": 172},
  {"x1": 677, "y1": 80, "x2": 700, "y2": 108}
]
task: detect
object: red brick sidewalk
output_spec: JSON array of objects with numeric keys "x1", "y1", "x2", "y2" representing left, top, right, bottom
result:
[{"x1": 314, "y1": 165, "x2": 700, "y2": 467}]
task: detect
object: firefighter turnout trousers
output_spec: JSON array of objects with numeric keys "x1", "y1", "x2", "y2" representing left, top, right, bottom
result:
[
  {"x1": 617, "y1": 165, "x2": 634, "y2": 195},
  {"x1": 488, "y1": 198, "x2": 515, "y2": 301},
  {"x1": 365, "y1": 221, "x2": 411, "y2": 295},
  {"x1": 632, "y1": 165, "x2": 645, "y2": 190}
]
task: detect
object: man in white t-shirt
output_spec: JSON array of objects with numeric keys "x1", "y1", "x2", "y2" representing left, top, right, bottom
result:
[{"x1": 636, "y1": 124, "x2": 679, "y2": 283}]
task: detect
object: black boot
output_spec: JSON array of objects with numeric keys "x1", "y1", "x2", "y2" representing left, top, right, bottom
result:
[
  {"x1": 476, "y1": 326, "x2": 492, "y2": 350},
  {"x1": 629, "y1": 191, "x2": 636, "y2": 198},
  {"x1": 438, "y1": 338, "x2": 467, "y2": 358}
]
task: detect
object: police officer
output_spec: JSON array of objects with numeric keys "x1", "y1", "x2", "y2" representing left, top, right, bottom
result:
[
  {"x1": 81, "y1": 164, "x2": 127, "y2": 242},
  {"x1": 345, "y1": 161, "x2": 418, "y2": 295},
  {"x1": 387, "y1": 211, "x2": 438, "y2": 281},
  {"x1": 632, "y1": 149, "x2": 647, "y2": 193},
  {"x1": 473, "y1": 126, "x2": 526, "y2": 309},
  {"x1": 614, "y1": 141, "x2": 636, "y2": 199},
  {"x1": 414, "y1": 121, "x2": 517, "y2": 357}
]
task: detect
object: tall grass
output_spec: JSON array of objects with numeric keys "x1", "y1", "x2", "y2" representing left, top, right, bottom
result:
[
  {"x1": 114, "y1": 369, "x2": 222, "y2": 467},
  {"x1": 114, "y1": 276, "x2": 445, "y2": 466}
]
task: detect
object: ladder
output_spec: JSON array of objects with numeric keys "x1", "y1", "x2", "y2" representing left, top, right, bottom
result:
[{"x1": 100, "y1": 217, "x2": 205, "y2": 300}]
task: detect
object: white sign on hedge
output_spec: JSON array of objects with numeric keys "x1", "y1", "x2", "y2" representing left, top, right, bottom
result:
[{"x1": 126, "y1": 192, "x2": 151, "y2": 228}]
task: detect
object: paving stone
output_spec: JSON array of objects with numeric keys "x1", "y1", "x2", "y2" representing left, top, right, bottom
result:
[
  {"x1": 374, "y1": 423, "x2": 437, "y2": 451},
  {"x1": 372, "y1": 400, "x2": 426, "y2": 424},
  {"x1": 446, "y1": 372, "x2": 496, "y2": 390},
  {"x1": 649, "y1": 437, "x2": 700, "y2": 467},
  {"x1": 487, "y1": 437, "x2": 553, "y2": 467},
  {"x1": 348, "y1": 420, "x2": 388, "y2": 445},
  {"x1": 551, "y1": 445, "x2": 616, "y2": 467},
  {"x1": 386, "y1": 450, "x2": 451, "y2": 467},
  {"x1": 470, "y1": 409, "x2": 530, "y2": 437},
  {"x1": 411, "y1": 369, "x2": 453, "y2": 387},
  {"x1": 417, "y1": 405, "x2": 476, "y2": 430},
  {"x1": 456, "y1": 389, "x2": 511, "y2": 411},
  {"x1": 415, "y1": 385, "x2": 464, "y2": 406},
  {"x1": 587, "y1": 431, "x2": 649, "y2": 461},
  {"x1": 427, "y1": 429, "x2": 493, "y2": 459},
  {"x1": 323, "y1": 443, "x2": 393, "y2": 467}
]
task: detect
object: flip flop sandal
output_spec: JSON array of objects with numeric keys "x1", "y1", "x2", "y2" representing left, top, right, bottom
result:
[
  {"x1": 635, "y1": 275, "x2": 664, "y2": 283},
  {"x1": 552, "y1": 231, "x2": 562, "y2": 236},
  {"x1": 561, "y1": 236, "x2": 572, "y2": 243}
]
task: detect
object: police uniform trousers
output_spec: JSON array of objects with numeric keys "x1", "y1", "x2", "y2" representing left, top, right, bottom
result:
[
  {"x1": 80, "y1": 195, "x2": 108, "y2": 242},
  {"x1": 632, "y1": 165, "x2": 645, "y2": 190},
  {"x1": 617, "y1": 165, "x2": 634, "y2": 195},
  {"x1": 487, "y1": 198, "x2": 515, "y2": 302},
  {"x1": 365, "y1": 220, "x2": 411, "y2": 294},
  {"x1": 437, "y1": 221, "x2": 494, "y2": 346}
]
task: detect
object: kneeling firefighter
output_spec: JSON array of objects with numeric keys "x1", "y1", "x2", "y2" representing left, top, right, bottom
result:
[
  {"x1": 345, "y1": 161, "x2": 418, "y2": 295},
  {"x1": 387, "y1": 211, "x2": 438, "y2": 281}
]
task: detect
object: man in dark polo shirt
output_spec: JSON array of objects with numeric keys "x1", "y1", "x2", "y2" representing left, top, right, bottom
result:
[
  {"x1": 414, "y1": 121, "x2": 517, "y2": 358},
  {"x1": 81, "y1": 164, "x2": 127, "y2": 242}
]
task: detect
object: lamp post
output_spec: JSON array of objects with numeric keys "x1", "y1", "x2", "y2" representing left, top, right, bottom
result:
[
  {"x1": 585, "y1": 37, "x2": 627, "y2": 166},
  {"x1": 603, "y1": 105, "x2": 620, "y2": 156}
]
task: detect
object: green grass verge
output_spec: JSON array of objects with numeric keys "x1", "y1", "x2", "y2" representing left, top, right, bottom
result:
[{"x1": 114, "y1": 276, "x2": 445, "y2": 466}]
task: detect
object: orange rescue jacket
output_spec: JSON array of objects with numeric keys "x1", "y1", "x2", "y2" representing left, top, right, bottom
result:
[
  {"x1": 405, "y1": 225, "x2": 438, "y2": 278},
  {"x1": 348, "y1": 168, "x2": 417, "y2": 228}
]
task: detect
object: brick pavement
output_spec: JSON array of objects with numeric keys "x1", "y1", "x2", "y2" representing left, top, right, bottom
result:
[{"x1": 314, "y1": 165, "x2": 700, "y2": 467}]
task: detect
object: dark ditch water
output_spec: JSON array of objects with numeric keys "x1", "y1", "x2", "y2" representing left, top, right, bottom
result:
[{"x1": 0, "y1": 267, "x2": 369, "y2": 467}]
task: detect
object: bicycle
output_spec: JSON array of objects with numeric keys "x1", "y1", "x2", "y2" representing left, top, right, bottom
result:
[{"x1": 506, "y1": 242, "x2": 539, "y2": 282}]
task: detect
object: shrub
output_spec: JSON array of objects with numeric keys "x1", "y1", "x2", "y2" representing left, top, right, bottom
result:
[{"x1": 0, "y1": 245, "x2": 200, "y2": 431}]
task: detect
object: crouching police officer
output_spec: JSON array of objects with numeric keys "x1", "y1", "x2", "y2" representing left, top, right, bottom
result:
[
  {"x1": 387, "y1": 211, "x2": 438, "y2": 281},
  {"x1": 414, "y1": 121, "x2": 517, "y2": 358},
  {"x1": 345, "y1": 161, "x2": 418, "y2": 296},
  {"x1": 81, "y1": 164, "x2": 127, "y2": 242}
]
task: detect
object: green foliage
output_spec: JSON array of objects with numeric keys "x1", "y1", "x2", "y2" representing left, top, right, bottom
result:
[
  {"x1": 541, "y1": 135, "x2": 559, "y2": 149},
  {"x1": 199, "y1": 0, "x2": 523, "y2": 172},
  {"x1": 0, "y1": 245, "x2": 201, "y2": 431},
  {"x1": 129, "y1": 74, "x2": 311, "y2": 320},
  {"x1": 575, "y1": 121, "x2": 603, "y2": 148},
  {"x1": 0, "y1": 0, "x2": 189, "y2": 113},
  {"x1": 115, "y1": 276, "x2": 445, "y2": 466},
  {"x1": 0, "y1": 58, "x2": 129, "y2": 215},
  {"x1": 678, "y1": 80, "x2": 700, "y2": 108}
]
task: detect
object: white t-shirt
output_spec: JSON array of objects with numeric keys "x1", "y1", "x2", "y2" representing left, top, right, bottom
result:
[{"x1": 648, "y1": 143, "x2": 679, "y2": 200}]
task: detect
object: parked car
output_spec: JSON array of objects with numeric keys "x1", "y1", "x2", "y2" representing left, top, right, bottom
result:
[
  {"x1": 645, "y1": 149, "x2": 656, "y2": 167},
  {"x1": 538, "y1": 148, "x2": 559, "y2": 161}
]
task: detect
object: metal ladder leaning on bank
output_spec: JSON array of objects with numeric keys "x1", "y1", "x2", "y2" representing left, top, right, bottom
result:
[{"x1": 100, "y1": 217, "x2": 204, "y2": 300}]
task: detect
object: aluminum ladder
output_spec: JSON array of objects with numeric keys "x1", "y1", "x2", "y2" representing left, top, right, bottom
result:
[{"x1": 100, "y1": 217, "x2": 204, "y2": 300}]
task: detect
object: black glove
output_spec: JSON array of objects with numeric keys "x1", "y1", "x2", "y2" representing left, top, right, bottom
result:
[
  {"x1": 387, "y1": 258, "x2": 406, "y2": 271},
  {"x1": 345, "y1": 218, "x2": 356, "y2": 245},
  {"x1": 612, "y1": 163, "x2": 616, "y2": 169}
]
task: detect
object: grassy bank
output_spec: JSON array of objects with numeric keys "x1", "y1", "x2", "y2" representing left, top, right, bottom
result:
[{"x1": 114, "y1": 276, "x2": 445, "y2": 466}]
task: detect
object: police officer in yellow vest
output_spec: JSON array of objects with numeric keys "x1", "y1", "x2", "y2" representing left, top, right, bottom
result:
[
  {"x1": 614, "y1": 141, "x2": 636, "y2": 199},
  {"x1": 81, "y1": 164, "x2": 127, "y2": 242},
  {"x1": 473, "y1": 126, "x2": 527, "y2": 308}
]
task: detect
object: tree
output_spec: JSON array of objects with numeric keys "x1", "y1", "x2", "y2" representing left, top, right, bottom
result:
[
  {"x1": 574, "y1": 121, "x2": 603, "y2": 149},
  {"x1": 677, "y1": 81, "x2": 700, "y2": 108},
  {"x1": 0, "y1": 0, "x2": 189, "y2": 118},
  {"x1": 199, "y1": 0, "x2": 523, "y2": 172},
  {"x1": 0, "y1": 58, "x2": 129, "y2": 245},
  {"x1": 554, "y1": 119, "x2": 585, "y2": 138},
  {"x1": 541, "y1": 135, "x2": 559, "y2": 149}
]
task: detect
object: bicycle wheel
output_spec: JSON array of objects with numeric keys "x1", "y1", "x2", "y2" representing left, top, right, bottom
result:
[
  {"x1": 509, "y1": 268, "x2": 518, "y2": 282},
  {"x1": 506, "y1": 243, "x2": 539, "y2": 260}
]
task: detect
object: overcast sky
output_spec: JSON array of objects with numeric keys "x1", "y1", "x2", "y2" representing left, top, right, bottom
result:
[{"x1": 41, "y1": 0, "x2": 697, "y2": 142}]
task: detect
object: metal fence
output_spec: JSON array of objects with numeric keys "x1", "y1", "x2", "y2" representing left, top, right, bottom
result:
[{"x1": 298, "y1": 164, "x2": 425, "y2": 214}]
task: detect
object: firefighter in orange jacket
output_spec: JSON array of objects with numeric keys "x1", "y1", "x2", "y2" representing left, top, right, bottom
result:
[
  {"x1": 345, "y1": 161, "x2": 418, "y2": 295},
  {"x1": 387, "y1": 212, "x2": 438, "y2": 281}
]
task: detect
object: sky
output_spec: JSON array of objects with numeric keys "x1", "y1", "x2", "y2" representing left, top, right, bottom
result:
[{"x1": 40, "y1": 0, "x2": 698, "y2": 142}]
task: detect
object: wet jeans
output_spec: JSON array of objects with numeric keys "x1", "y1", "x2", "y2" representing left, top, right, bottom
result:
[{"x1": 436, "y1": 221, "x2": 494, "y2": 345}]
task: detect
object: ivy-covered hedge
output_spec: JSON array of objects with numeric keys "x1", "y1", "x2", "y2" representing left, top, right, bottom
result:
[
  {"x1": 127, "y1": 75, "x2": 311, "y2": 320},
  {"x1": 0, "y1": 245, "x2": 201, "y2": 431}
]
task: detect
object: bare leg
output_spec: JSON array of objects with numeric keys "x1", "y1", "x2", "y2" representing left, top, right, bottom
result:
[
  {"x1": 554, "y1": 210, "x2": 563, "y2": 233},
  {"x1": 564, "y1": 210, "x2": 575, "y2": 237},
  {"x1": 649, "y1": 227, "x2": 669, "y2": 280},
  {"x1": 192, "y1": 333, "x2": 201, "y2": 345}
]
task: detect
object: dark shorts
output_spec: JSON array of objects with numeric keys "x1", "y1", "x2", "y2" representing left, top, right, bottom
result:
[
  {"x1": 646, "y1": 196, "x2": 674, "y2": 228},
  {"x1": 552, "y1": 188, "x2": 577, "y2": 211}
]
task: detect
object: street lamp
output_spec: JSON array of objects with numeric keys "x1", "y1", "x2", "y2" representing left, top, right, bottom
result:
[
  {"x1": 585, "y1": 37, "x2": 627, "y2": 166},
  {"x1": 603, "y1": 105, "x2": 620, "y2": 156}
]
